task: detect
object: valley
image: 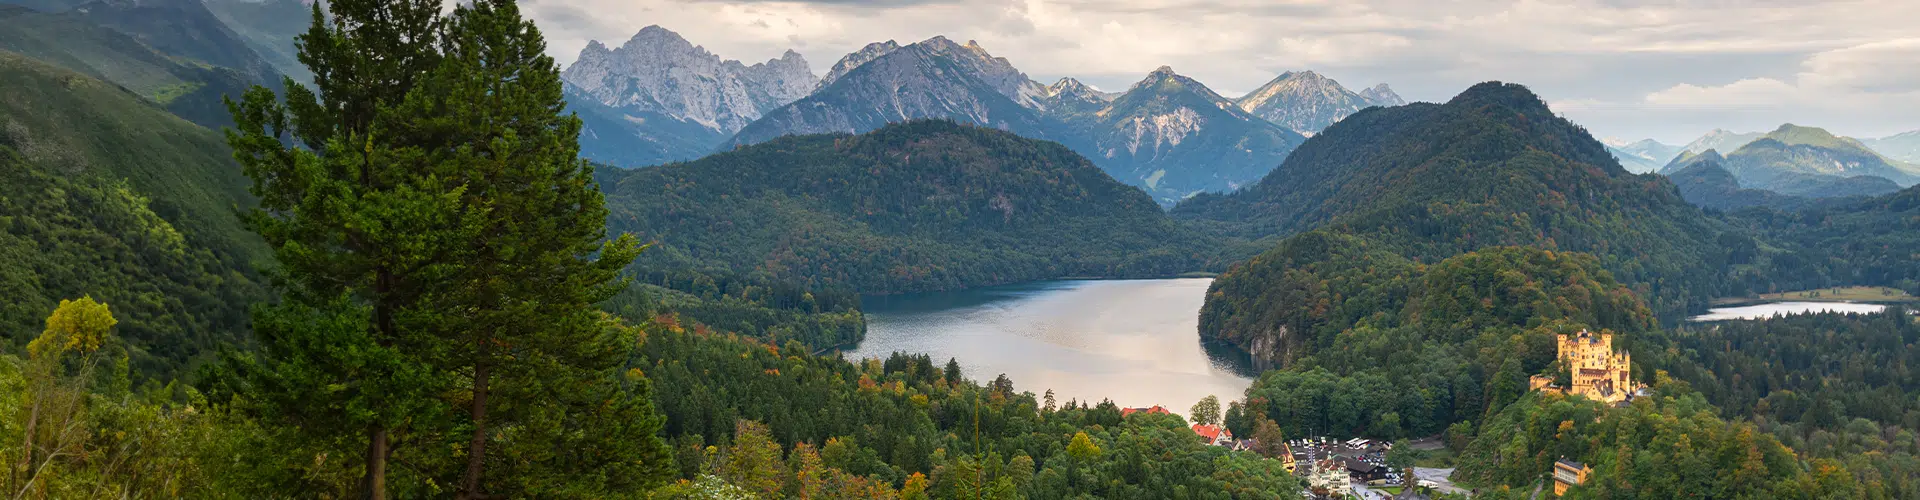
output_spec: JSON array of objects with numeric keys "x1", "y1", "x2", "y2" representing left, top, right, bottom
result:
[
  {"x1": 849, "y1": 279, "x2": 1254, "y2": 415},
  {"x1": 0, "y1": 0, "x2": 1918, "y2": 498}
]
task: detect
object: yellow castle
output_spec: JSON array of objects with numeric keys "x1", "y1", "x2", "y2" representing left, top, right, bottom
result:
[{"x1": 1529, "y1": 330, "x2": 1641, "y2": 404}]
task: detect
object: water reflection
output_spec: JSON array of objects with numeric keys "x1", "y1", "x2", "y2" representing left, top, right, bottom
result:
[
  {"x1": 1689, "y1": 301, "x2": 1888, "y2": 322},
  {"x1": 846, "y1": 279, "x2": 1254, "y2": 414}
]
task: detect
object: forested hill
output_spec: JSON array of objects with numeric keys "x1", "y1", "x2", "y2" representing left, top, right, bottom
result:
[
  {"x1": 1177, "y1": 82, "x2": 1732, "y2": 319},
  {"x1": 0, "y1": 51, "x2": 264, "y2": 376},
  {"x1": 600, "y1": 120, "x2": 1218, "y2": 294}
]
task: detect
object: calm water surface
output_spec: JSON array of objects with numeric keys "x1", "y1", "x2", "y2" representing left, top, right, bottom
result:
[
  {"x1": 845, "y1": 279, "x2": 1253, "y2": 415},
  {"x1": 1689, "y1": 301, "x2": 1888, "y2": 321}
]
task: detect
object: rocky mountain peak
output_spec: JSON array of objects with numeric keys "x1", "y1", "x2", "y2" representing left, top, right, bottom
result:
[
  {"x1": 1233, "y1": 69, "x2": 1393, "y2": 135},
  {"x1": 900, "y1": 36, "x2": 1045, "y2": 108},
  {"x1": 561, "y1": 25, "x2": 816, "y2": 134},
  {"x1": 1358, "y1": 83, "x2": 1405, "y2": 106},
  {"x1": 818, "y1": 40, "x2": 901, "y2": 90}
]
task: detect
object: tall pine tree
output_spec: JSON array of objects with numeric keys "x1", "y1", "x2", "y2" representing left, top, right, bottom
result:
[
  {"x1": 389, "y1": 0, "x2": 664, "y2": 496},
  {"x1": 224, "y1": 0, "x2": 454, "y2": 497},
  {"x1": 223, "y1": 0, "x2": 670, "y2": 496}
]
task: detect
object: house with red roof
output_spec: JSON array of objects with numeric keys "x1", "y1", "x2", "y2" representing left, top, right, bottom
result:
[
  {"x1": 1191, "y1": 424, "x2": 1233, "y2": 446},
  {"x1": 1121, "y1": 405, "x2": 1171, "y2": 417}
]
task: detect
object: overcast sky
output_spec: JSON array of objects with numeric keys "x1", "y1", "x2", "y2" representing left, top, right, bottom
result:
[{"x1": 521, "y1": 0, "x2": 1920, "y2": 144}]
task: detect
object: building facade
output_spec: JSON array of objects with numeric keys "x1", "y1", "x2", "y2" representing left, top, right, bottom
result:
[{"x1": 1531, "y1": 329, "x2": 1641, "y2": 404}]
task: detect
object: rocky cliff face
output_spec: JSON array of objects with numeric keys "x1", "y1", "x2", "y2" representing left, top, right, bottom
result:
[
  {"x1": 1358, "y1": 83, "x2": 1405, "y2": 106},
  {"x1": 1234, "y1": 71, "x2": 1399, "y2": 135},
  {"x1": 817, "y1": 40, "x2": 899, "y2": 90},
  {"x1": 1073, "y1": 66, "x2": 1305, "y2": 204},
  {"x1": 562, "y1": 25, "x2": 815, "y2": 135},
  {"x1": 726, "y1": 36, "x2": 1055, "y2": 147},
  {"x1": 561, "y1": 25, "x2": 815, "y2": 167}
]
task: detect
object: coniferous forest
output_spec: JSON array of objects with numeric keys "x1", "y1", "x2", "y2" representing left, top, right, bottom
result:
[{"x1": 2, "y1": 0, "x2": 1920, "y2": 498}]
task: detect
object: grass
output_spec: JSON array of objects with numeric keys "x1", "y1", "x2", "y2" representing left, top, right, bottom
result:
[
  {"x1": 1412, "y1": 448, "x2": 1457, "y2": 468},
  {"x1": 1715, "y1": 286, "x2": 1917, "y2": 305}
]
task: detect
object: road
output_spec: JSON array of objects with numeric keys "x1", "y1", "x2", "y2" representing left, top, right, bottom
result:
[{"x1": 1414, "y1": 467, "x2": 1470, "y2": 496}]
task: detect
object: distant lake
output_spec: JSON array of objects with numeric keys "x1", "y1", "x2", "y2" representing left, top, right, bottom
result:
[
  {"x1": 1689, "y1": 301, "x2": 1888, "y2": 322},
  {"x1": 845, "y1": 279, "x2": 1254, "y2": 415}
]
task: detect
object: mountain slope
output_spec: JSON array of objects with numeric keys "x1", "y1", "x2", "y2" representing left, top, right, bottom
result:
[
  {"x1": 1233, "y1": 70, "x2": 1395, "y2": 135},
  {"x1": 729, "y1": 39, "x2": 1307, "y2": 206},
  {"x1": 1680, "y1": 128, "x2": 1762, "y2": 157},
  {"x1": 200, "y1": 0, "x2": 315, "y2": 85},
  {"x1": 1664, "y1": 150, "x2": 1809, "y2": 210},
  {"x1": 562, "y1": 25, "x2": 815, "y2": 167},
  {"x1": 600, "y1": 120, "x2": 1210, "y2": 294},
  {"x1": 1862, "y1": 130, "x2": 1920, "y2": 164},
  {"x1": 726, "y1": 36, "x2": 1052, "y2": 149},
  {"x1": 0, "y1": 5, "x2": 254, "y2": 127},
  {"x1": 70, "y1": 0, "x2": 284, "y2": 88},
  {"x1": 1606, "y1": 138, "x2": 1681, "y2": 174},
  {"x1": 0, "y1": 51, "x2": 264, "y2": 376},
  {"x1": 1068, "y1": 66, "x2": 1305, "y2": 203},
  {"x1": 1709, "y1": 124, "x2": 1916, "y2": 196},
  {"x1": 1178, "y1": 82, "x2": 1732, "y2": 361}
]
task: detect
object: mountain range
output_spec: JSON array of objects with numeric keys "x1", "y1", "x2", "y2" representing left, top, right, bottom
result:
[
  {"x1": 564, "y1": 27, "x2": 1399, "y2": 205},
  {"x1": 1233, "y1": 70, "x2": 1402, "y2": 136},
  {"x1": 598, "y1": 120, "x2": 1214, "y2": 294},
  {"x1": 1179, "y1": 82, "x2": 1729, "y2": 355},
  {"x1": 1603, "y1": 138, "x2": 1682, "y2": 174},
  {"x1": 562, "y1": 25, "x2": 816, "y2": 168},
  {"x1": 1862, "y1": 130, "x2": 1920, "y2": 165},
  {"x1": 1660, "y1": 124, "x2": 1916, "y2": 199}
]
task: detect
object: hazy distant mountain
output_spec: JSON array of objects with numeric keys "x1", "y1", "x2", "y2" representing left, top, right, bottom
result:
[
  {"x1": 1606, "y1": 139, "x2": 1683, "y2": 174},
  {"x1": 1066, "y1": 66, "x2": 1305, "y2": 203},
  {"x1": 1664, "y1": 151, "x2": 1810, "y2": 210},
  {"x1": 1682, "y1": 129, "x2": 1763, "y2": 156},
  {"x1": 1358, "y1": 84, "x2": 1404, "y2": 106},
  {"x1": 69, "y1": 0, "x2": 284, "y2": 88},
  {"x1": 200, "y1": 0, "x2": 315, "y2": 84},
  {"x1": 1233, "y1": 71, "x2": 1399, "y2": 135},
  {"x1": 561, "y1": 25, "x2": 816, "y2": 167},
  {"x1": 1671, "y1": 124, "x2": 1914, "y2": 198},
  {"x1": 0, "y1": 4, "x2": 258, "y2": 127},
  {"x1": 1862, "y1": 130, "x2": 1920, "y2": 164}
]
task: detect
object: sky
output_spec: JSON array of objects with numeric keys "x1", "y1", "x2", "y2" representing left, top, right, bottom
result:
[{"x1": 519, "y1": 0, "x2": 1920, "y2": 144}]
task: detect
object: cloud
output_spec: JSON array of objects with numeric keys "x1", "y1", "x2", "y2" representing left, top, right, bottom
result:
[{"x1": 522, "y1": 0, "x2": 1920, "y2": 141}]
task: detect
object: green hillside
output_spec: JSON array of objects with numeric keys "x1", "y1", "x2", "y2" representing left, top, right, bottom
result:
[
  {"x1": 1178, "y1": 82, "x2": 1732, "y2": 320},
  {"x1": 0, "y1": 51, "x2": 263, "y2": 375},
  {"x1": 1710, "y1": 124, "x2": 1919, "y2": 196},
  {"x1": 0, "y1": 5, "x2": 254, "y2": 127},
  {"x1": 602, "y1": 119, "x2": 1217, "y2": 294},
  {"x1": 1665, "y1": 150, "x2": 1812, "y2": 210}
]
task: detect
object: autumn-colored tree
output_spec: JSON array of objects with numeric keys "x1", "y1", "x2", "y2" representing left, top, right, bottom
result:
[
  {"x1": 720, "y1": 420, "x2": 787, "y2": 497},
  {"x1": 14, "y1": 297, "x2": 116, "y2": 493}
]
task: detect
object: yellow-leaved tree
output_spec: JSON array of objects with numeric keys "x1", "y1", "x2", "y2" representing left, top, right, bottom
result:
[{"x1": 12, "y1": 296, "x2": 115, "y2": 493}]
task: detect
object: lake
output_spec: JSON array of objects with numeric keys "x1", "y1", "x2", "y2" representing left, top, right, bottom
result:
[
  {"x1": 844, "y1": 279, "x2": 1254, "y2": 416},
  {"x1": 1689, "y1": 301, "x2": 1888, "y2": 322}
]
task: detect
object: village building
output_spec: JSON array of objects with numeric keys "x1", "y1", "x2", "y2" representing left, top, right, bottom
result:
[
  {"x1": 1191, "y1": 424, "x2": 1233, "y2": 446},
  {"x1": 1553, "y1": 458, "x2": 1591, "y2": 496},
  {"x1": 1342, "y1": 457, "x2": 1390, "y2": 484},
  {"x1": 1528, "y1": 329, "x2": 1644, "y2": 404},
  {"x1": 1308, "y1": 458, "x2": 1352, "y2": 498}
]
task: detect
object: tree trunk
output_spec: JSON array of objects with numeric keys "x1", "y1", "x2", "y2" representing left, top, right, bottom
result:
[
  {"x1": 364, "y1": 425, "x2": 389, "y2": 500},
  {"x1": 17, "y1": 394, "x2": 38, "y2": 488},
  {"x1": 457, "y1": 348, "x2": 492, "y2": 500}
]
